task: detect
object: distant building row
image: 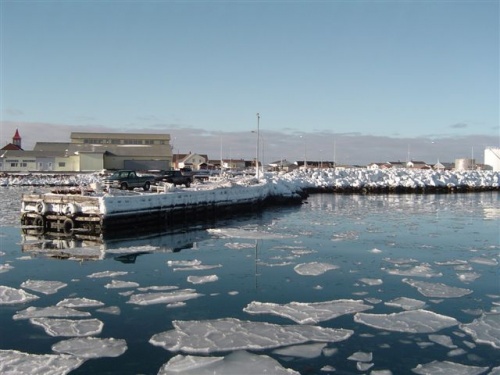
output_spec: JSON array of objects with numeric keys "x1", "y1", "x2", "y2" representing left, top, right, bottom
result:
[{"x1": 1, "y1": 130, "x2": 499, "y2": 172}]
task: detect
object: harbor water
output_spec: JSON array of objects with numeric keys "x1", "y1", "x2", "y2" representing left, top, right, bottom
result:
[{"x1": 0, "y1": 187, "x2": 499, "y2": 374}]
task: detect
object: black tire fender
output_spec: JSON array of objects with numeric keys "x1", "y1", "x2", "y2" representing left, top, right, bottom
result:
[
  {"x1": 33, "y1": 215, "x2": 46, "y2": 234},
  {"x1": 63, "y1": 218, "x2": 75, "y2": 235}
]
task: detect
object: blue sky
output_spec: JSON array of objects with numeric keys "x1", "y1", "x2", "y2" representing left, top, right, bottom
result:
[{"x1": 1, "y1": 0, "x2": 498, "y2": 165}]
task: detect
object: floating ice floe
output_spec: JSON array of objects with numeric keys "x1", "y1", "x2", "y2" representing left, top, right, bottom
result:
[
  {"x1": 168, "y1": 259, "x2": 223, "y2": 271},
  {"x1": 104, "y1": 280, "x2": 140, "y2": 289},
  {"x1": 469, "y1": 257, "x2": 498, "y2": 266},
  {"x1": 457, "y1": 272, "x2": 481, "y2": 283},
  {"x1": 157, "y1": 351, "x2": 299, "y2": 375},
  {"x1": 137, "y1": 285, "x2": 178, "y2": 292},
  {"x1": 150, "y1": 318, "x2": 353, "y2": 354},
  {"x1": 56, "y1": 297, "x2": 105, "y2": 308},
  {"x1": 13, "y1": 306, "x2": 91, "y2": 320},
  {"x1": 412, "y1": 360, "x2": 488, "y2": 375},
  {"x1": 384, "y1": 297, "x2": 427, "y2": 310},
  {"x1": 460, "y1": 312, "x2": 500, "y2": 349},
  {"x1": 127, "y1": 289, "x2": 203, "y2": 306},
  {"x1": 402, "y1": 278, "x2": 473, "y2": 298},
  {"x1": 96, "y1": 306, "x2": 121, "y2": 315},
  {"x1": 21, "y1": 279, "x2": 67, "y2": 295},
  {"x1": 52, "y1": 337, "x2": 127, "y2": 359},
  {"x1": 348, "y1": 351, "x2": 373, "y2": 362},
  {"x1": 30, "y1": 317, "x2": 104, "y2": 337},
  {"x1": 428, "y1": 334, "x2": 457, "y2": 348},
  {"x1": 0, "y1": 285, "x2": 39, "y2": 305},
  {"x1": 187, "y1": 275, "x2": 219, "y2": 284},
  {"x1": 0, "y1": 263, "x2": 13, "y2": 273},
  {"x1": 0, "y1": 349, "x2": 84, "y2": 375},
  {"x1": 359, "y1": 278, "x2": 383, "y2": 286},
  {"x1": 244, "y1": 299, "x2": 373, "y2": 324},
  {"x1": 207, "y1": 227, "x2": 294, "y2": 240},
  {"x1": 354, "y1": 309, "x2": 458, "y2": 333},
  {"x1": 383, "y1": 264, "x2": 442, "y2": 278},
  {"x1": 272, "y1": 342, "x2": 327, "y2": 359},
  {"x1": 87, "y1": 270, "x2": 128, "y2": 278},
  {"x1": 293, "y1": 262, "x2": 339, "y2": 276},
  {"x1": 224, "y1": 242, "x2": 256, "y2": 249}
]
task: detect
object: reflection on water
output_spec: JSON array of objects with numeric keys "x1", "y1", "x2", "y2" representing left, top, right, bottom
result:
[{"x1": 0, "y1": 189, "x2": 499, "y2": 374}]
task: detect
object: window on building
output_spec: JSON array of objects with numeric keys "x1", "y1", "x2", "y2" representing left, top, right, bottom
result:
[
  {"x1": 10, "y1": 162, "x2": 18, "y2": 167},
  {"x1": 58, "y1": 162, "x2": 66, "y2": 167},
  {"x1": 21, "y1": 163, "x2": 27, "y2": 167}
]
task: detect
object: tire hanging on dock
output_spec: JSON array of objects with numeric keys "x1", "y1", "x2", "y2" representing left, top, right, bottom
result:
[
  {"x1": 62, "y1": 218, "x2": 75, "y2": 235},
  {"x1": 36, "y1": 201, "x2": 48, "y2": 214},
  {"x1": 33, "y1": 215, "x2": 46, "y2": 234}
]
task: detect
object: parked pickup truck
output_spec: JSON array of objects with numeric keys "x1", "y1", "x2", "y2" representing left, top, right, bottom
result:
[
  {"x1": 154, "y1": 170, "x2": 192, "y2": 187},
  {"x1": 103, "y1": 170, "x2": 154, "y2": 191}
]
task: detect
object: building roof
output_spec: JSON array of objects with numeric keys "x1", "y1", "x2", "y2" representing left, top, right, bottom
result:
[{"x1": 1, "y1": 143, "x2": 23, "y2": 151}]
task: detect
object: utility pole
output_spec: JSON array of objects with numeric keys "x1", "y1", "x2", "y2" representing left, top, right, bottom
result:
[{"x1": 256, "y1": 113, "x2": 260, "y2": 179}]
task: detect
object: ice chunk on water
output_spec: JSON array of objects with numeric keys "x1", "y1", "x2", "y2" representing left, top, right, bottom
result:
[
  {"x1": 127, "y1": 289, "x2": 203, "y2": 305},
  {"x1": 137, "y1": 285, "x2": 178, "y2": 292},
  {"x1": 21, "y1": 279, "x2": 67, "y2": 295},
  {"x1": 0, "y1": 285, "x2": 39, "y2": 304},
  {"x1": 359, "y1": 278, "x2": 383, "y2": 286},
  {"x1": 13, "y1": 306, "x2": 91, "y2": 320},
  {"x1": 385, "y1": 297, "x2": 427, "y2": 311},
  {"x1": 412, "y1": 360, "x2": 488, "y2": 374},
  {"x1": 460, "y1": 312, "x2": 500, "y2": 349},
  {"x1": 224, "y1": 242, "x2": 256, "y2": 249},
  {"x1": 354, "y1": 309, "x2": 458, "y2": 333},
  {"x1": 30, "y1": 317, "x2": 103, "y2": 337},
  {"x1": 402, "y1": 278, "x2": 473, "y2": 298},
  {"x1": 96, "y1": 306, "x2": 121, "y2": 315},
  {"x1": 294, "y1": 262, "x2": 339, "y2": 276},
  {"x1": 244, "y1": 299, "x2": 373, "y2": 324},
  {"x1": 348, "y1": 351, "x2": 372, "y2": 362},
  {"x1": 104, "y1": 280, "x2": 140, "y2": 289},
  {"x1": 272, "y1": 343, "x2": 327, "y2": 358},
  {"x1": 428, "y1": 334, "x2": 457, "y2": 348},
  {"x1": 158, "y1": 350, "x2": 299, "y2": 374},
  {"x1": 167, "y1": 259, "x2": 202, "y2": 267},
  {"x1": 150, "y1": 318, "x2": 353, "y2": 354},
  {"x1": 87, "y1": 270, "x2": 128, "y2": 278},
  {"x1": 384, "y1": 264, "x2": 442, "y2": 278},
  {"x1": 187, "y1": 275, "x2": 219, "y2": 284},
  {"x1": 0, "y1": 349, "x2": 84, "y2": 375},
  {"x1": 52, "y1": 337, "x2": 127, "y2": 358},
  {"x1": 207, "y1": 228, "x2": 293, "y2": 240},
  {"x1": 469, "y1": 257, "x2": 498, "y2": 266},
  {"x1": 56, "y1": 297, "x2": 105, "y2": 308},
  {"x1": 457, "y1": 272, "x2": 481, "y2": 283},
  {"x1": 0, "y1": 263, "x2": 14, "y2": 273}
]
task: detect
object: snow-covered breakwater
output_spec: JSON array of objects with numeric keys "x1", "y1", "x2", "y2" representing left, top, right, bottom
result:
[
  {"x1": 2, "y1": 169, "x2": 499, "y2": 193},
  {"x1": 277, "y1": 168, "x2": 500, "y2": 193}
]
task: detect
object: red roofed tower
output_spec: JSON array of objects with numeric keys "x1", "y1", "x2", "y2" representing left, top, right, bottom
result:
[
  {"x1": 1, "y1": 129, "x2": 23, "y2": 150},
  {"x1": 12, "y1": 129, "x2": 22, "y2": 149}
]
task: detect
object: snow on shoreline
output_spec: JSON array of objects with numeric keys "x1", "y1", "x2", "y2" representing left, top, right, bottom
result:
[{"x1": 0, "y1": 168, "x2": 499, "y2": 191}]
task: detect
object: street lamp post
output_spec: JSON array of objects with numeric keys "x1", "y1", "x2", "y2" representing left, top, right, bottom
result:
[{"x1": 256, "y1": 113, "x2": 260, "y2": 179}]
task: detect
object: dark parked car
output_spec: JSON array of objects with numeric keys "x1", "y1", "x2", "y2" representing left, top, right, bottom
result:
[{"x1": 154, "y1": 170, "x2": 192, "y2": 187}]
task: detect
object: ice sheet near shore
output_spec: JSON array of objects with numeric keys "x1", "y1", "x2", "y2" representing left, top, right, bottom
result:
[{"x1": 150, "y1": 318, "x2": 353, "y2": 354}]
